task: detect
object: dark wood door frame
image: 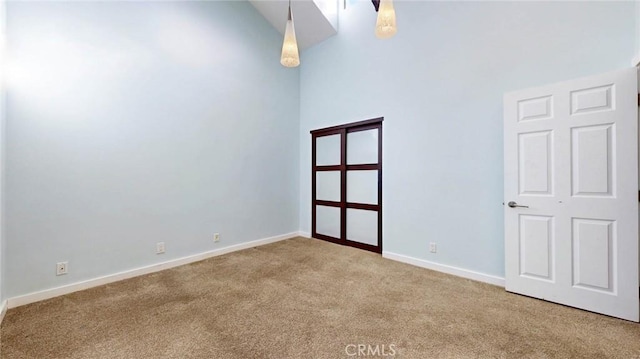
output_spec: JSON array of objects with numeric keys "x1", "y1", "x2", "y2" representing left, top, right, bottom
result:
[{"x1": 311, "y1": 117, "x2": 383, "y2": 254}]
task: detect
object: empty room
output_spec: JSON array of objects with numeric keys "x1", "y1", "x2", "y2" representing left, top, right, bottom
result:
[{"x1": 0, "y1": 0, "x2": 639, "y2": 357}]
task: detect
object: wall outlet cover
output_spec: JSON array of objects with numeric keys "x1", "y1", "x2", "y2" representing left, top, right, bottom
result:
[
  {"x1": 429, "y1": 243, "x2": 437, "y2": 253},
  {"x1": 56, "y1": 262, "x2": 68, "y2": 276}
]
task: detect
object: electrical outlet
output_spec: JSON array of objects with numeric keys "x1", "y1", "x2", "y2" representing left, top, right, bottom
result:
[
  {"x1": 56, "y1": 262, "x2": 68, "y2": 276},
  {"x1": 429, "y1": 242, "x2": 437, "y2": 253},
  {"x1": 213, "y1": 233, "x2": 220, "y2": 243},
  {"x1": 156, "y1": 242, "x2": 165, "y2": 254}
]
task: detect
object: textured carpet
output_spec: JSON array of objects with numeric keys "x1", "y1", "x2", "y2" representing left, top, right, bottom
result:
[{"x1": 1, "y1": 237, "x2": 639, "y2": 358}]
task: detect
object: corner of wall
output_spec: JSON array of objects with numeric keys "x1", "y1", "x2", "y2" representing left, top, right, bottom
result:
[
  {"x1": 312, "y1": 0, "x2": 339, "y2": 32},
  {"x1": 631, "y1": 1, "x2": 640, "y2": 66},
  {"x1": 0, "y1": 0, "x2": 7, "y2": 305},
  {"x1": 0, "y1": 299, "x2": 7, "y2": 326}
]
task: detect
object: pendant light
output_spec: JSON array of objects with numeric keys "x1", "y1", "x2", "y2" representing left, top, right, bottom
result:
[
  {"x1": 280, "y1": 0, "x2": 300, "y2": 68},
  {"x1": 375, "y1": 0, "x2": 397, "y2": 39}
]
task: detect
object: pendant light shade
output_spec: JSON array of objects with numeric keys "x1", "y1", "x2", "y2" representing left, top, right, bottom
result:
[
  {"x1": 280, "y1": 5, "x2": 300, "y2": 68},
  {"x1": 375, "y1": 0, "x2": 397, "y2": 39}
]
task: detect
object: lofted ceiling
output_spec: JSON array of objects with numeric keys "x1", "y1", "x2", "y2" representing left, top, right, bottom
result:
[{"x1": 249, "y1": 0, "x2": 338, "y2": 50}]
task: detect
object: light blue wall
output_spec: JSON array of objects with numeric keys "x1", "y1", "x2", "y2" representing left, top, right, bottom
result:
[
  {"x1": 0, "y1": 0, "x2": 6, "y2": 304},
  {"x1": 636, "y1": 0, "x2": 640, "y2": 63},
  {"x1": 5, "y1": 1, "x2": 300, "y2": 298},
  {"x1": 299, "y1": 1, "x2": 635, "y2": 277}
]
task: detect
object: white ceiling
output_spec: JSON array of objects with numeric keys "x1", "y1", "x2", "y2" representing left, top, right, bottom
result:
[{"x1": 249, "y1": 0, "x2": 338, "y2": 50}]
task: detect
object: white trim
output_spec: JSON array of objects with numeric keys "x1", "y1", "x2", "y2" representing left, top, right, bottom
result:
[
  {"x1": 382, "y1": 251, "x2": 505, "y2": 287},
  {"x1": 298, "y1": 231, "x2": 311, "y2": 238},
  {"x1": 7, "y1": 232, "x2": 299, "y2": 309},
  {"x1": 633, "y1": 54, "x2": 640, "y2": 67},
  {"x1": 0, "y1": 300, "x2": 7, "y2": 325}
]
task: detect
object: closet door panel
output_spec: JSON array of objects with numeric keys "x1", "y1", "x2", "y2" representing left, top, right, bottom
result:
[
  {"x1": 316, "y1": 134, "x2": 341, "y2": 166},
  {"x1": 346, "y1": 209, "x2": 378, "y2": 246},
  {"x1": 347, "y1": 129, "x2": 378, "y2": 165},
  {"x1": 347, "y1": 170, "x2": 378, "y2": 205},
  {"x1": 316, "y1": 171, "x2": 341, "y2": 202},
  {"x1": 316, "y1": 205, "x2": 341, "y2": 238}
]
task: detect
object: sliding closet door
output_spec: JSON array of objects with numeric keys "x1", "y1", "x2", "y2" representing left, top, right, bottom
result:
[
  {"x1": 345, "y1": 126, "x2": 380, "y2": 249},
  {"x1": 311, "y1": 118, "x2": 382, "y2": 253},
  {"x1": 314, "y1": 133, "x2": 342, "y2": 239}
]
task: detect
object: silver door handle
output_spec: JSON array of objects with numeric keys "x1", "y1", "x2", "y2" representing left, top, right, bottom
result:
[{"x1": 507, "y1": 201, "x2": 529, "y2": 208}]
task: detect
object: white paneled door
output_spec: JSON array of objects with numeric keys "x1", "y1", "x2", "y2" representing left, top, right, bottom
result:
[{"x1": 504, "y1": 68, "x2": 639, "y2": 322}]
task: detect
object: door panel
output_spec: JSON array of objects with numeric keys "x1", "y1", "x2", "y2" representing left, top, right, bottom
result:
[
  {"x1": 519, "y1": 214, "x2": 554, "y2": 281},
  {"x1": 571, "y1": 218, "x2": 615, "y2": 293},
  {"x1": 518, "y1": 95, "x2": 553, "y2": 122},
  {"x1": 504, "y1": 67, "x2": 638, "y2": 322},
  {"x1": 347, "y1": 170, "x2": 378, "y2": 205},
  {"x1": 347, "y1": 129, "x2": 378, "y2": 164},
  {"x1": 316, "y1": 171, "x2": 341, "y2": 202},
  {"x1": 571, "y1": 124, "x2": 614, "y2": 197},
  {"x1": 518, "y1": 131, "x2": 554, "y2": 195},
  {"x1": 570, "y1": 84, "x2": 613, "y2": 115},
  {"x1": 346, "y1": 208, "x2": 378, "y2": 246},
  {"x1": 316, "y1": 205, "x2": 341, "y2": 238},
  {"x1": 316, "y1": 134, "x2": 341, "y2": 166}
]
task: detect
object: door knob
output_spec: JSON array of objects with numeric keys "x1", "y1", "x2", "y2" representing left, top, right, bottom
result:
[{"x1": 507, "y1": 201, "x2": 529, "y2": 208}]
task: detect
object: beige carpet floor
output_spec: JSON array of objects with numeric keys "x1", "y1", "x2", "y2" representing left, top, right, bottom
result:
[{"x1": 1, "y1": 237, "x2": 639, "y2": 358}]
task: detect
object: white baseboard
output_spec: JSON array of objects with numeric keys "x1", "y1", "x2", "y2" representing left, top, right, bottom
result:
[
  {"x1": 298, "y1": 231, "x2": 311, "y2": 238},
  {"x1": 382, "y1": 251, "x2": 505, "y2": 287},
  {"x1": 0, "y1": 299, "x2": 7, "y2": 325},
  {"x1": 7, "y1": 232, "x2": 299, "y2": 309}
]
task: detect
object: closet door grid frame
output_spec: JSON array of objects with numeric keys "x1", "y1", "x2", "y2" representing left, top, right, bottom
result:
[{"x1": 311, "y1": 117, "x2": 383, "y2": 253}]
